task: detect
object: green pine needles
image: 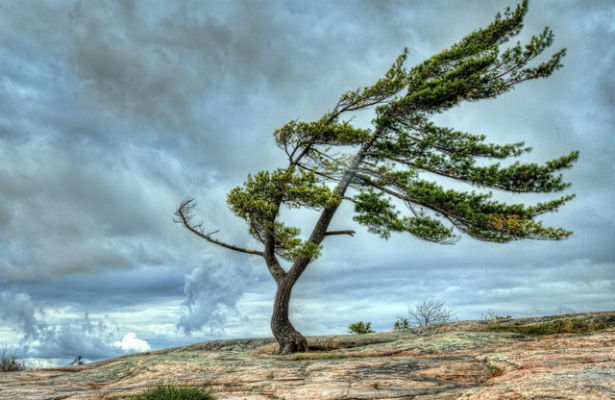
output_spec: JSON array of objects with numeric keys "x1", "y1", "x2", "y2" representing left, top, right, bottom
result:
[{"x1": 177, "y1": 1, "x2": 576, "y2": 351}]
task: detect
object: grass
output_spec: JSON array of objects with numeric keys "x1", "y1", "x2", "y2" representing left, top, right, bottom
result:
[
  {"x1": 1, "y1": 348, "x2": 28, "y2": 372},
  {"x1": 120, "y1": 385, "x2": 214, "y2": 400},
  {"x1": 481, "y1": 318, "x2": 611, "y2": 335}
]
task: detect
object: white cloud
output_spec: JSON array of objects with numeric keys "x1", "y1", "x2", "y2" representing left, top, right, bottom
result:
[
  {"x1": 113, "y1": 332, "x2": 151, "y2": 353},
  {"x1": 176, "y1": 255, "x2": 258, "y2": 335}
]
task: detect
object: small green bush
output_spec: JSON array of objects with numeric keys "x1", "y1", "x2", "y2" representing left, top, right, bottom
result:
[
  {"x1": 393, "y1": 317, "x2": 409, "y2": 330},
  {"x1": 122, "y1": 385, "x2": 214, "y2": 400},
  {"x1": 348, "y1": 321, "x2": 374, "y2": 334},
  {"x1": 1, "y1": 348, "x2": 27, "y2": 372}
]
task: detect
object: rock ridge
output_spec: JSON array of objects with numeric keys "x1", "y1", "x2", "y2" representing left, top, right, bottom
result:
[{"x1": 0, "y1": 312, "x2": 613, "y2": 399}]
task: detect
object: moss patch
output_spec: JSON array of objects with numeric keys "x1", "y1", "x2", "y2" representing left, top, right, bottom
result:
[{"x1": 481, "y1": 318, "x2": 611, "y2": 335}]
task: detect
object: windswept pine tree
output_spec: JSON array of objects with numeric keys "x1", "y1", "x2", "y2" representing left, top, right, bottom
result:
[{"x1": 176, "y1": 1, "x2": 577, "y2": 353}]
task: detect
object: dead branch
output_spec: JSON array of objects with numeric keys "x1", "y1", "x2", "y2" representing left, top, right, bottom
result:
[
  {"x1": 175, "y1": 198, "x2": 264, "y2": 256},
  {"x1": 325, "y1": 230, "x2": 356, "y2": 236}
]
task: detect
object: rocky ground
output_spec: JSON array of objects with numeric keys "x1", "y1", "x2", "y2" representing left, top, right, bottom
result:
[{"x1": 1, "y1": 312, "x2": 613, "y2": 400}]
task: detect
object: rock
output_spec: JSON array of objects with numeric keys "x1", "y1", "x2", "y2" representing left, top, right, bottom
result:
[{"x1": 0, "y1": 312, "x2": 613, "y2": 399}]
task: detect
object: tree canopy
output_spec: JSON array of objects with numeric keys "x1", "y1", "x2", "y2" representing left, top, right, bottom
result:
[{"x1": 189, "y1": 0, "x2": 576, "y2": 262}]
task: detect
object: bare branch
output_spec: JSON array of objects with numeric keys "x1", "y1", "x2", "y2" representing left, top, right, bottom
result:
[
  {"x1": 175, "y1": 198, "x2": 264, "y2": 256},
  {"x1": 325, "y1": 230, "x2": 355, "y2": 236},
  {"x1": 295, "y1": 163, "x2": 341, "y2": 182},
  {"x1": 290, "y1": 142, "x2": 313, "y2": 167},
  {"x1": 408, "y1": 300, "x2": 454, "y2": 327},
  {"x1": 288, "y1": 138, "x2": 309, "y2": 164}
]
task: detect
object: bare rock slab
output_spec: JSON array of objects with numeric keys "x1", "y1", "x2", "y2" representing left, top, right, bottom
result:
[{"x1": 0, "y1": 312, "x2": 613, "y2": 399}]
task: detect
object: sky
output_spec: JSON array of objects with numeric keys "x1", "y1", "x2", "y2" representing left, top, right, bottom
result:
[{"x1": 0, "y1": 0, "x2": 613, "y2": 367}]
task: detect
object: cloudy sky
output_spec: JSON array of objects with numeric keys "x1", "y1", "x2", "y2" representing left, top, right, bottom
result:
[{"x1": 0, "y1": 0, "x2": 613, "y2": 366}]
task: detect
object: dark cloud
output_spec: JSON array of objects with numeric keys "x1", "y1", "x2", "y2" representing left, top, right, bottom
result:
[
  {"x1": 9, "y1": 266, "x2": 186, "y2": 310},
  {"x1": 0, "y1": 137, "x2": 188, "y2": 281}
]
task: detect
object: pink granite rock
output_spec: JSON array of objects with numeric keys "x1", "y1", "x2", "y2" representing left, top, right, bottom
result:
[{"x1": 0, "y1": 312, "x2": 613, "y2": 399}]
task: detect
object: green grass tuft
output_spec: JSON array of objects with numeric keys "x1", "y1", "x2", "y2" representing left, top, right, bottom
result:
[{"x1": 122, "y1": 385, "x2": 214, "y2": 400}]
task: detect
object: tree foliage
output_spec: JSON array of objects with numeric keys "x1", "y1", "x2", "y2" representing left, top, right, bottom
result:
[
  {"x1": 348, "y1": 321, "x2": 375, "y2": 335},
  {"x1": 198, "y1": 0, "x2": 574, "y2": 259}
]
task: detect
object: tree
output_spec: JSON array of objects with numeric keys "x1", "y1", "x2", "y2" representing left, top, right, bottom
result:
[
  {"x1": 348, "y1": 321, "x2": 375, "y2": 335},
  {"x1": 176, "y1": 1, "x2": 577, "y2": 354},
  {"x1": 408, "y1": 300, "x2": 454, "y2": 327}
]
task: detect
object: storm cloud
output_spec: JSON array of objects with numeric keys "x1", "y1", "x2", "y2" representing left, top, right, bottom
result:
[
  {"x1": 0, "y1": 0, "x2": 613, "y2": 365},
  {"x1": 0, "y1": 290, "x2": 149, "y2": 363}
]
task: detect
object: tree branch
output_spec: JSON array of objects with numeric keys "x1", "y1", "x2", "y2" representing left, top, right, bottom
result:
[
  {"x1": 175, "y1": 199, "x2": 264, "y2": 256},
  {"x1": 355, "y1": 174, "x2": 468, "y2": 233},
  {"x1": 325, "y1": 230, "x2": 355, "y2": 236},
  {"x1": 286, "y1": 129, "x2": 384, "y2": 285},
  {"x1": 295, "y1": 163, "x2": 342, "y2": 182},
  {"x1": 341, "y1": 195, "x2": 357, "y2": 204}
]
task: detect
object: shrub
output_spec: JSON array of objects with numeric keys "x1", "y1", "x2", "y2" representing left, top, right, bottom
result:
[
  {"x1": 1, "y1": 348, "x2": 27, "y2": 372},
  {"x1": 122, "y1": 385, "x2": 214, "y2": 400},
  {"x1": 481, "y1": 310, "x2": 512, "y2": 322},
  {"x1": 480, "y1": 311, "x2": 513, "y2": 330},
  {"x1": 68, "y1": 354, "x2": 84, "y2": 366},
  {"x1": 408, "y1": 300, "x2": 454, "y2": 327},
  {"x1": 348, "y1": 321, "x2": 374, "y2": 334},
  {"x1": 393, "y1": 317, "x2": 409, "y2": 330},
  {"x1": 0, "y1": 348, "x2": 28, "y2": 372}
]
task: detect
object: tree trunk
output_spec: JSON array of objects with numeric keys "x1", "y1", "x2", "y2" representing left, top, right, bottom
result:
[{"x1": 271, "y1": 279, "x2": 307, "y2": 354}]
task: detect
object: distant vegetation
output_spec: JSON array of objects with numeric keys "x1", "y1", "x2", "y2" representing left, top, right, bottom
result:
[
  {"x1": 481, "y1": 310, "x2": 512, "y2": 322},
  {"x1": 1, "y1": 348, "x2": 27, "y2": 372},
  {"x1": 348, "y1": 321, "x2": 375, "y2": 334},
  {"x1": 392, "y1": 300, "x2": 456, "y2": 330},
  {"x1": 393, "y1": 317, "x2": 410, "y2": 330},
  {"x1": 407, "y1": 300, "x2": 454, "y2": 327},
  {"x1": 481, "y1": 317, "x2": 611, "y2": 335},
  {"x1": 121, "y1": 385, "x2": 214, "y2": 400}
]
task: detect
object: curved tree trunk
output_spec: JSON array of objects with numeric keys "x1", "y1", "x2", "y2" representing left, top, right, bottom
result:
[
  {"x1": 271, "y1": 279, "x2": 307, "y2": 354},
  {"x1": 268, "y1": 126, "x2": 383, "y2": 354}
]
